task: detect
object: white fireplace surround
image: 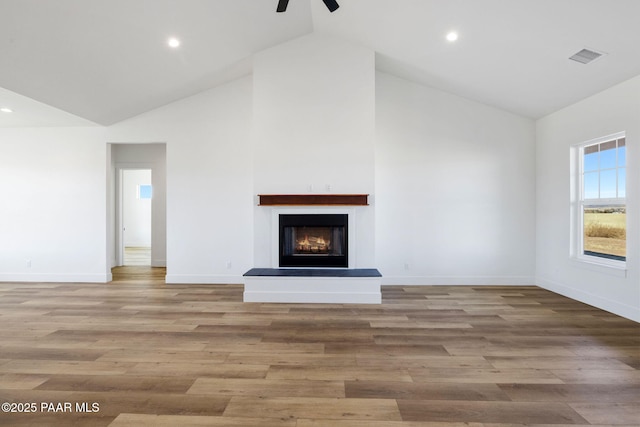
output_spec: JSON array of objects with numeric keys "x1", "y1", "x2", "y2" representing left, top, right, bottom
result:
[
  {"x1": 243, "y1": 205, "x2": 381, "y2": 303},
  {"x1": 271, "y1": 207, "x2": 356, "y2": 269}
]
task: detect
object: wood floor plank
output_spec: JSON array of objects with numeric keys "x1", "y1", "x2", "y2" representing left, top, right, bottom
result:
[
  {"x1": 0, "y1": 373, "x2": 50, "y2": 390},
  {"x1": 355, "y1": 355, "x2": 493, "y2": 369},
  {"x1": 108, "y1": 413, "x2": 297, "y2": 426},
  {"x1": 267, "y1": 365, "x2": 413, "y2": 382},
  {"x1": 201, "y1": 342, "x2": 326, "y2": 354},
  {"x1": 0, "y1": 346, "x2": 106, "y2": 361},
  {"x1": 373, "y1": 334, "x2": 490, "y2": 346},
  {"x1": 345, "y1": 380, "x2": 510, "y2": 401},
  {"x1": 325, "y1": 343, "x2": 449, "y2": 356},
  {"x1": 96, "y1": 349, "x2": 228, "y2": 363},
  {"x1": 223, "y1": 397, "x2": 402, "y2": 421},
  {"x1": 0, "y1": 413, "x2": 116, "y2": 427},
  {"x1": 225, "y1": 352, "x2": 357, "y2": 367},
  {"x1": 262, "y1": 329, "x2": 376, "y2": 344},
  {"x1": 486, "y1": 355, "x2": 636, "y2": 370},
  {"x1": 296, "y1": 421, "x2": 485, "y2": 427},
  {"x1": 187, "y1": 378, "x2": 345, "y2": 398},
  {"x1": 444, "y1": 343, "x2": 577, "y2": 357},
  {"x1": 551, "y1": 368, "x2": 640, "y2": 384},
  {"x1": 35, "y1": 374, "x2": 197, "y2": 393},
  {"x1": 0, "y1": 360, "x2": 135, "y2": 376},
  {"x1": 499, "y1": 383, "x2": 640, "y2": 402},
  {"x1": 126, "y1": 362, "x2": 269, "y2": 379},
  {"x1": 569, "y1": 402, "x2": 640, "y2": 425},
  {"x1": 569, "y1": 345, "x2": 640, "y2": 357},
  {"x1": 59, "y1": 391, "x2": 231, "y2": 417},
  {"x1": 90, "y1": 339, "x2": 209, "y2": 351},
  {"x1": 397, "y1": 399, "x2": 588, "y2": 423},
  {"x1": 408, "y1": 367, "x2": 564, "y2": 384}
]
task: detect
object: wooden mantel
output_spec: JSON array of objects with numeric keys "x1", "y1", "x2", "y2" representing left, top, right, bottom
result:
[{"x1": 258, "y1": 194, "x2": 368, "y2": 206}]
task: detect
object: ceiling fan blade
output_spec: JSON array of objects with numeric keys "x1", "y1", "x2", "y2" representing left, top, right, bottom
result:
[
  {"x1": 276, "y1": 0, "x2": 289, "y2": 12},
  {"x1": 321, "y1": 0, "x2": 339, "y2": 12}
]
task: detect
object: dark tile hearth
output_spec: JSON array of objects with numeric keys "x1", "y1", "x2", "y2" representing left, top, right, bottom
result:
[{"x1": 243, "y1": 268, "x2": 382, "y2": 278}]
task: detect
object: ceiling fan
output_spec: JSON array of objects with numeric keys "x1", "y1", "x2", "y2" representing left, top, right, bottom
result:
[{"x1": 277, "y1": 0, "x2": 339, "y2": 13}]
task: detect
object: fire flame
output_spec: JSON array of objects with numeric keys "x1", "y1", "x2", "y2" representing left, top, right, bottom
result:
[{"x1": 296, "y1": 235, "x2": 330, "y2": 252}]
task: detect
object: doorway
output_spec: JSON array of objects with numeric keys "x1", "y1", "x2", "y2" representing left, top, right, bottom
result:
[
  {"x1": 121, "y1": 169, "x2": 152, "y2": 266},
  {"x1": 109, "y1": 143, "x2": 166, "y2": 274}
]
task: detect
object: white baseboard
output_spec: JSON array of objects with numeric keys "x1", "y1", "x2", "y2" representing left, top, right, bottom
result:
[
  {"x1": 537, "y1": 277, "x2": 640, "y2": 322},
  {"x1": 165, "y1": 274, "x2": 242, "y2": 284},
  {"x1": 0, "y1": 273, "x2": 111, "y2": 283},
  {"x1": 381, "y1": 275, "x2": 535, "y2": 286}
]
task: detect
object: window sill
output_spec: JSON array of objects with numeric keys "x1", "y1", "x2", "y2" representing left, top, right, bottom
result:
[{"x1": 570, "y1": 257, "x2": 627, "y2": 278}]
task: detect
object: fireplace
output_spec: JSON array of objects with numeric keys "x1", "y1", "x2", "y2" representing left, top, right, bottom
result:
[
  {"x1": 279, "y1": 214, "x2": 348, "y2": 268},
  {"x1": 245, "y1": 199, "x2": 380, "y2": 303}
]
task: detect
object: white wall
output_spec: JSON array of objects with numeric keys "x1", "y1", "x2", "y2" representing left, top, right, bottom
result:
[
  {"x1": 0, "y1": 127, "x2": 109, "y2": 282},
  {"x1": 536, "y1": 75, "x2": 640, "y2": 321},
  {"x1": 252, "y1": 34, "x2": 376, "y2": 267},
  {"x1": 375, "y1": 72, "x2": 536, "y2": 285},
  {"x1": 107, "y1": 77, "x2": 254, "y2": 283},
  {"x1": 111, "y1": 143, "x2": 167, "y2": 267}
]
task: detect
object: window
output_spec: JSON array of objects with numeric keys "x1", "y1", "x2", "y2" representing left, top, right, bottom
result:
[
  {"x1": 574, "y1": 132, "x2": 626, "y2": 266},
  {"x1": 137, "y1": 184, "x2": 152, "y2": 199}
]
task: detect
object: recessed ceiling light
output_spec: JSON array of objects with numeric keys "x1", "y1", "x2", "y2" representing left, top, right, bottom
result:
[
  {"x1": 0, "y1": 107, "x2": 13, "y2": 113},
  {"x1": 167, "y1": 37, "x2": 180, "y2": 48},
  {"x1": 446, "y1": 32, "x2": 459, "y2": 42}
]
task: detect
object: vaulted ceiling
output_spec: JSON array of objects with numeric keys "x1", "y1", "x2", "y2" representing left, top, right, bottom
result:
[{"x1": 1, "y1": 0, "x2": 639, "y2": 127}]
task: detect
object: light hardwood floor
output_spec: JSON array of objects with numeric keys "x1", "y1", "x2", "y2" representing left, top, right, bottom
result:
[{"x1": 0, "y1": 267, "x2": 638, "y2": 426}]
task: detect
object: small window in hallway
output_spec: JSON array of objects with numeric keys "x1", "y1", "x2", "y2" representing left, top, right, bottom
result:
[{"x1": 138, "y1": 184, "x2": 152, "y2": 199}]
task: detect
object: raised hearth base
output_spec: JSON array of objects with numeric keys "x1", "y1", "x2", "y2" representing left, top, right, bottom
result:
[{"x1": 242, "y1": 268, "x2": 382, "y2": 304}]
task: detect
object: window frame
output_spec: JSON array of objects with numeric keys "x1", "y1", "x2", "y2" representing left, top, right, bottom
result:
[{"x1": 571, "y1": 131, "x2": 626, "y2": 271}]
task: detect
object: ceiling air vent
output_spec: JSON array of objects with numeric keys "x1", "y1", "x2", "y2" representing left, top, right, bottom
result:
[{"x1": 569, "y1": 48, "x2": 605, "y2": 64}]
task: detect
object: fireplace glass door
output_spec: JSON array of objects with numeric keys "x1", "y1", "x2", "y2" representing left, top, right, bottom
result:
[{"x1": 279, "y1": 214, "x2": 348, "y2": 268}]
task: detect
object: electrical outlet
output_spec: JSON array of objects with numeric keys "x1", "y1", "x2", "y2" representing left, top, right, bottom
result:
[
  {"x1": 226, "y1": 261, "x2": 232, "y2": 269},
  {"x1": 404, "y1": 263, "x2": 410, "y2": 270},
  {"x1": 26, "y1": 259, "x2": 31, "y2": 268}
]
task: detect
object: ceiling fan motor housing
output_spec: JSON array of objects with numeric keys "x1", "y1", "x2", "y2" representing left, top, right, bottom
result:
[{"x1": 277, "y1": 0, "x2": 339, "y2": 13}]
